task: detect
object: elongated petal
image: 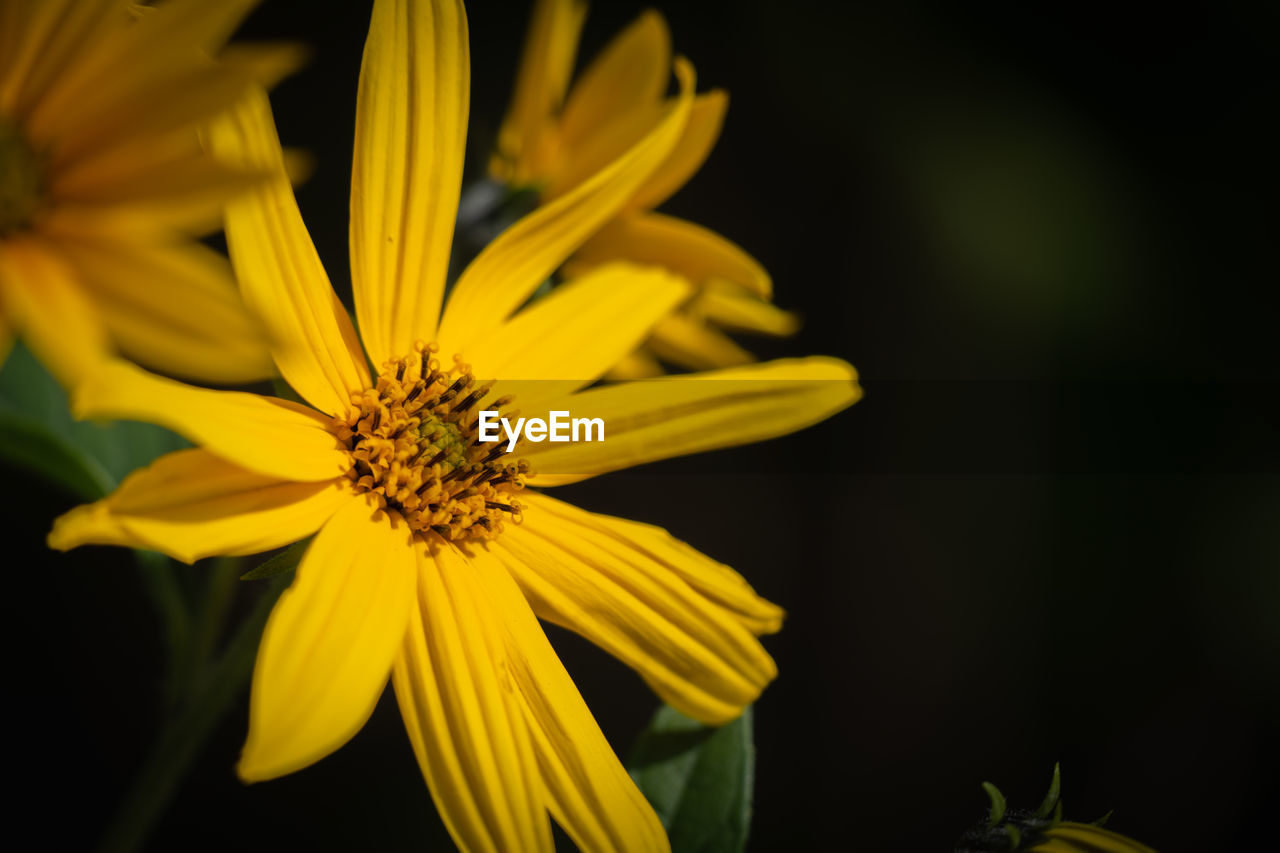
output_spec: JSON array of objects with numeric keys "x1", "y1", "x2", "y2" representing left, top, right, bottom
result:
[
  {"x1": 31, "y1": 0, "x2": 262, "y2": 158},
  {"x1": 437, "y1": 59, "x2": 696, "y2": 359},
  {"x1": 541, "y1": 499, "x2": 786, "y2": 636},
  {"x1": 59, "y1": 238, "x2": 273, "y2": 384},
  {"x1": 48, "y1": 449, "x2": 355, "y2": 564},
  {"x1": 604, "y1": 347, "x2": 664, "y2": 381},
  {"x1": 239, "y1": 494, "x2": 417, "y2": 781},
  {"x1": 392, "y1": 542, "x2": 552, "y2": 853},
  {"x1": 495, "y1": 492, "x2": 778, "y2": 724},
  {"x1": 468, "y1": 543, "x2": 669, "y2": 852},
  {"x1": 491, "y1": 0, "x2": 587, "y2": 185},
  {"x1": 208, "y1": 89, "x2": 370, "y2": 416},
  {"x1": 691, "y1": 282, "x2": 800, "y2": 337},
  {"x1": 541, "y1": 101, "x2": 666, "y2": 201},
  {"x1": 1038, "y1": 822, "x2": 1158, "y2": 853},
  {"x1": 350, "y1": 0, "x2": 468, "y2": 363},
  {"x1": 467, "y1": 263, "x2": 688, "y2": 403},
  {"x1": 648, "y1": 311, "x2": 755, "y2": 371},
  {"x1": 568, "y1": 210, "x2": 772, "y2": 298},
  {"x1": 0, "y1": 237, "x2": 108, "y2": 385},
  {"x1": 558, "y1": 11, "x2": 670, "y2": 151},
  {"x1": 73, "y1": 360, "x2": 349, "y2": 482},
  {"x1": 522, "y1": 357, "x2": 861, "y2": 484},
  {"x1": 1, "y1": 0, "x2": 116, "y2": 120},
  {"x1": 627, "y1": 90, "x2": 728, "y2": 212}
]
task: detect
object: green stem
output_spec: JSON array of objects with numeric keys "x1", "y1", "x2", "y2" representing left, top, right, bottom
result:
[
  {"x1": 97, "y1": 575, "x2": 287, "y2": 853},
  {"x1": 133, "y1": 550, "x2": 191, "y2": 706}
]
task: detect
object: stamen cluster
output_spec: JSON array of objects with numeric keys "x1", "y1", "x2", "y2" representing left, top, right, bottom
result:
[{"x1": 336, "y1": 343, "x2": 528, "y2": 541}]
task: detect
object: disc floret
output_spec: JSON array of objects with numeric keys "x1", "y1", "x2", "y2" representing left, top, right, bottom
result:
[{"x1": 337, "y1": 342, "x2": 528, "y2": 541}]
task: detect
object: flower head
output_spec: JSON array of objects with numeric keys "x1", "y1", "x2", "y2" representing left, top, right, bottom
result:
[
  {"x1": 49, "y1": 1, "x2": 860, "y2": 849},
  {"x1": 491, "y1": 0, "x2": 797, "y2": 378},
  {"x1": 0, "y1": 0, "x2": 293, "y2": 385}
]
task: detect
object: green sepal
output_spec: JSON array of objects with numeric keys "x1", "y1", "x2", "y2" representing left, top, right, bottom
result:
[
  {"x1": 627, "y1": 704, "x2": 755, "y2": 853},
  {"x1": 239, "y1": 536, "x2": 311, "y2": 581},
  {"x1": 983, "y1": 782, "x2": 1008, "y2": 827},
  {"x1": 1033, "y1": 762, "x2": 1062, "y2": 819}
]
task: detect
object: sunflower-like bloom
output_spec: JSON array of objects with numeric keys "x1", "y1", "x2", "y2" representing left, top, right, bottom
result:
[
  {"x1": 491, "y1": 0, "x2": 797, "y2": 379},
  {"x1": 49, "y1": 1, "x2": 859, "y2": 849},
  {"x1": 0, "y1": 0, "x2": 291, "y2": 385}
]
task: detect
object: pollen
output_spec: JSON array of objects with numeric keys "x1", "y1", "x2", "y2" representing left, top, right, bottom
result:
[
  {"x1": 0, "y1": 117, "x2": 44, "y2": 235},
  {"x1": 336, "y1": 342, "x2": 529, "y2": 542}
]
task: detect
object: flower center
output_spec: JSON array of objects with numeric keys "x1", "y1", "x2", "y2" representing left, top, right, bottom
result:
[
  {"x1": 0, "y1": 117, "x2": 44, "y2": 235},
  {"x1": 337, "y1": 343, "x2": 528, "y2": 542}
]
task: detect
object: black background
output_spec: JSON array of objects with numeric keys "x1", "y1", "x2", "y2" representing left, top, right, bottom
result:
[{"x1": 10, "y1": 1, "x2": 1278, "y2": 850}]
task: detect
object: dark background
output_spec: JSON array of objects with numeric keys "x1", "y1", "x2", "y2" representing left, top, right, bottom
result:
[{"x1": 10, "y1": 1, "x2": 1278, "y2": 850}]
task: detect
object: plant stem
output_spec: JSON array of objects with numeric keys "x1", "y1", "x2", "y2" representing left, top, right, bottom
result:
[{"x1": 97, "y1": 575, "x2": 287, "y2": 853}]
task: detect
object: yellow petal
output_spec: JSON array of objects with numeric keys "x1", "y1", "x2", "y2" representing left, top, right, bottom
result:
[
  {"x1": 627, "y1": 89, "x2": 728, "y2": 212},
  {"x1": 1, "y1": 0, "x2": 117, "y2": 120},
  {"x1": 48, "y1": 145, "x2": 266, "y2": 238},
  {"x1": 558, "y1": 10, "x2": 670, "y2": 153},
  {"x1": 522, "y1": 357, "x2": 861, "y2": 484},
  {"x1": 52, "y1": 40, "x2": 306, "y2": 197},
  {"x1": 30, "y1": 0, "x2": 262, "y2": 158},
  {"x1": 0, "y1": 237, "x2": 109, "y2": 386},
  {"x1": 548, "y1": 502, "x2": 786, "y2": 636},
  {"x1": 541, "y1": 100, "x2": 667, "y2": 201},
  {"x1": 691, "y1": 281, "x2": 801, "y2": 337},
  {"x1": 58, "y1": 238, "x2": 273, "y2": 384},
  {"x1": 466, "y1": 263, "x2": 688, "y2": 404},
  {"x1": 208, "y1": 88, "x2": 370, "y2": 417},
  {"x1": 568, "y1": 210, "x2": 772, "y2": 298},
  {"x1": 604, "y1": 347, "x2": 665, "y2": 381},
  {"x1": 350, "y1": 0, "x2": 468, "y2": 363},
  {"x1": 495, "y1": 492, "x2": 777, "y2": 724},
  {"x1": 1039, "y1": 822, "x2": 1158, "y2": 853},
  {"x1": 648, "y1": 311, "x2": 755, "y2": 371},
  {"x1": 491, "y1": 0, "x2": 588, "y2": 186},
  {"x1": 72, "y1": 360, "x2": 349, "y2": 482},
  {"x1": 392, "y1": 542, "x2": 552, "y2": 853},
  {"x1": 48, "y1": 449, "x2": 355, "y2": 564},
  {"x1": 239, "y1": 493, "x2": 417, "y2": 781},
  {"x1": 467, "y1": 543, "x2": 670, "y2": 852},
  {"x1": 437, "y1": 59, "x2": 696, "y2": 358}
]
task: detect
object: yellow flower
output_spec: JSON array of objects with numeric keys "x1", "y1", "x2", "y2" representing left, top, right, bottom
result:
[
  {"x1": 0, "y1": 0, "x2": 292, "y2": 386},
  {"x1": 491, "y1": 0, "x2": 798, "y2": 379},
  {"x1": 49, "y1": 1, "x2": 859, "y2": 849},
  {"x1": 1030, "y1": 822, "x2": 1158, "y2": 852}
]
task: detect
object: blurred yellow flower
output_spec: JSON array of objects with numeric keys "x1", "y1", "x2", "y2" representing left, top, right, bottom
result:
[
  {"x1": 0, "y1": 0, "x2": 291, "y2": 385},
  {"x1": 492, "y1": 0, "x2": 799, "y2": 378},
  {"x1": 50, "y1": 1, "x2": 859, "y2": 850}
]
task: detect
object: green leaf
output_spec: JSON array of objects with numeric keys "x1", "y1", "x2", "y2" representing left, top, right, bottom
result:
[
  {"x1": 240, "y1": 537, "x2": 310, "y2": 580},
  {"x1": 627, "y1": 704, "x2": 755, "y2": 853},
  {"x1": 0, "y1": 342, "x2": 188, "y2": 499}
]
